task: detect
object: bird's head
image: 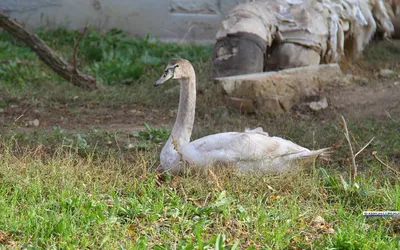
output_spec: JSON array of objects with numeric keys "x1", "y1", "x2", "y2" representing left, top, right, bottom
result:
[{"x1": 154, "y1": 58, "x2": 193, "y2": 86}]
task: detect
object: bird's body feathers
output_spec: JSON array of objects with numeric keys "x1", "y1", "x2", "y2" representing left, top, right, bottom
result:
[{"x1": 181, "y1": 130, "x2": 329, "y2": 172}]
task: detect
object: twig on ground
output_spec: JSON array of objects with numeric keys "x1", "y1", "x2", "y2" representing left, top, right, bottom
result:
[
  {"x1": 113, "y1": 131, "x2": 121, "y2": 152},
  {"x1": 203, "y1": 192, "x2": 211, "y2": 206},
  {"x1": 384, "y1": 110, "x2": 395, "y2": 122},
  {"x1": 72, "y1": 25, "x2": 89, "y2": 72},
  {"x1": 372, "y1": 151, "x2": 400, "y2": 176},
  {"x1": 208, "y1": 169, "x2": 223, "y2": 192},
  {"x1": 179, "y1": 183, "x2": 188, "y2": 201},
  {"x1": 354, "y1": 137, "x2": 375, "y2": 159},
  {"x1": 154, "y1": 173, "x2": 163, "y2": 186},
  {"x1": 341, "y1": 116, "x2": 357, "y2": 181},
  {"x1": 13, "y1": 114, "x2": 24, "y2": 125},
  {"x1": 0, "y1": 13, "x2": 98, "y2": 89}
]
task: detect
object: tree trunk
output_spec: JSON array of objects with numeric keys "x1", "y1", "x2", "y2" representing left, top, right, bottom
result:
[{"x1": 0, "y1": 13, "x2": 98, "y2": 90}]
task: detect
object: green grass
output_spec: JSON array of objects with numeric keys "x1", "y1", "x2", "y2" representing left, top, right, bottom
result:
[
  {"x1": 0, "y1": 28, "x2": 400, "y2": 249},
  {"x1": 0, "y1": 140, "x2": 399, "y2": 249},
  {"x1": 0, "y1": 27, "x2": 212, "y2": 109},
  {"x1": 0, "y1": 27, "x2": 211, "y2": 88}
]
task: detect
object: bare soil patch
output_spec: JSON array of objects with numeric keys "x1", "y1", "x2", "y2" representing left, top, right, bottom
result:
[
  {"x1": 1, "y1": 78, "x2": 399, "y2": 138},
  {"x1": 327, "y1": 79, "x2": 400, "y2": 120}
]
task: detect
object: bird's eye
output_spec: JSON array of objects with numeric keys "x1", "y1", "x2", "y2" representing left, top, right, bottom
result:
[{"x1": 175, "y1": 65, "x2": 179, "y2": 68}]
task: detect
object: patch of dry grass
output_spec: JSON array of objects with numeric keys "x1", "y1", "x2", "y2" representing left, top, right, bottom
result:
[{"x1": 0, "y1": 138, "x2": 399, "y2": 249}]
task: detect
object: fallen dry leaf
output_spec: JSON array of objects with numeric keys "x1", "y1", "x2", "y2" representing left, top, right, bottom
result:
[{"x1": 269, "y1": 195, "x2": 281, "y2": 201}]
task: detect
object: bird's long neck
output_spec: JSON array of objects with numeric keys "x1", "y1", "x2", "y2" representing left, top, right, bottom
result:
[
  {"x1": 172, "y1": 76, "x2": 196, "y2": 146},
  {"x1": 160, "y1": 73, "x2": 196, "y2": 171}
]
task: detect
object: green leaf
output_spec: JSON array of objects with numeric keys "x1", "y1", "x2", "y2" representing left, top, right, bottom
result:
[
  {"x1": 215, "y1": 234, "x2": 225, "y2": 250},
  {"x1": 144, "y1": 122, "x2": 152, "y2": 132},
  {"x1": 231, "y1": 240, "x2": 241, "y2": 250},
  {"x1": 340, "y1": 175, "x2": 349, "y2": 191},
  {"x1": 100, "y1": 234, "x2": 111, "y2": 248},
  {"x1": 320, "y1": 168, "x2": 329, "y2": 179},
  {"x1": 194, "y1": 224, "x2": 204, "y2": 250},
  {"x1": 211, "y1": 191, "x2": 234, "y2": 208}
]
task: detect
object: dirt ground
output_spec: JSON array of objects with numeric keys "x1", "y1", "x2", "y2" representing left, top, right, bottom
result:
[
  {"x1": 1, "y1": 75, "x2": 399, "y2": 136},
  {"x1": 327, "y1": 78, "x2": 400, "y2": 120},
  {"x1": 0, "y1": 101, "x2": 161, "y2": 134},
  {"x1": 1, "y1": 39, "x2": 400, "y2": 137}
]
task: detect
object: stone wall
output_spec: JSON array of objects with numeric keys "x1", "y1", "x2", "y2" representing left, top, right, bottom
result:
[{"x1": 0, "y1": 0, "x2": 247, "y2": 43}]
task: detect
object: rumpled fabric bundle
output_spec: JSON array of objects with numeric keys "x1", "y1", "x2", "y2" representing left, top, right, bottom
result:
[{"x1": 216, "y1": 0, "x2": 394, "y2": 63}]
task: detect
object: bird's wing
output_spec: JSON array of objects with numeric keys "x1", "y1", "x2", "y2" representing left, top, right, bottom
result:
[
  {"x1": 180, "y1": 132, "x2": 310, "y2": 166},
  {"x1": 244, "y1": 127, "x2": 267, "y2": 134}
]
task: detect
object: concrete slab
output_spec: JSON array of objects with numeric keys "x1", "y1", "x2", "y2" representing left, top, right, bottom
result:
[
  {"x1": 214, "y1": 64, "x2": 344, "y2": 112},
  {"x1": 0, "y1": 0, "x2": 248, "y2": 42}
]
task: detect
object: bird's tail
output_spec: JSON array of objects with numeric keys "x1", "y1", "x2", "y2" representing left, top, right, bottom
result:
[
  {"x1": 287, "y1": 147, "x2": 333, "y2": 161},
  {"x1": 312, "y1": 147, "x2": 333, "y2": 162}
]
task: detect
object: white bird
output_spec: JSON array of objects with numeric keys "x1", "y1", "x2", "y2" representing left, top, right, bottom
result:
[{"x1": 154, "y1": 58, "x2": 330, "y2": 174}]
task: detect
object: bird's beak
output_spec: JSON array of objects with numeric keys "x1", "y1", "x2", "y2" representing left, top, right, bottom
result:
[
  {"x1": 154, "y1": 78, "x2": 164, "y2": 87},
  {"x1": 154, "y1": 71, "x2": 173, "y2": 87}
]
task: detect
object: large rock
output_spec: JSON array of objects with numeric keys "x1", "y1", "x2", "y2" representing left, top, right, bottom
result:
[{"x1": 215, "y1": 64, "x2": 343, "y2": 112}]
